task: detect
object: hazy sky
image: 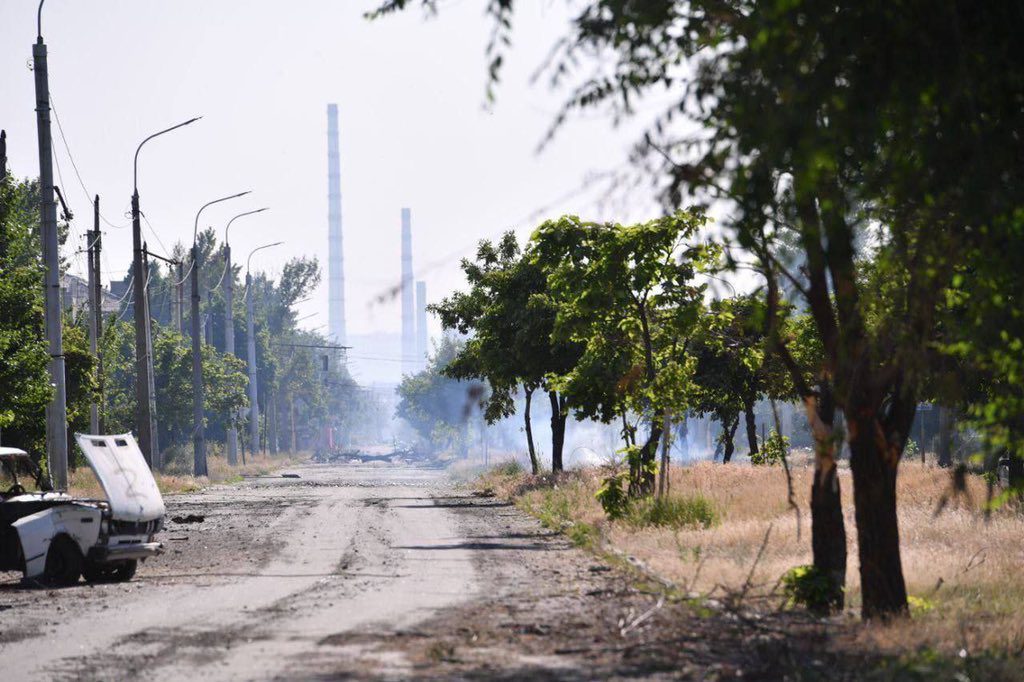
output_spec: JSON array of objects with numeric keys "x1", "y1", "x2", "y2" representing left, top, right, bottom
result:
[{"x1": 1, "y1": 1, "x2": 662, "y2": 377}]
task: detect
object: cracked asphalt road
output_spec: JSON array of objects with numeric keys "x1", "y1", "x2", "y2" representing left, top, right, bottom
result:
[{"x1": 2, "y1": 462, "x2": 488, "y2": 680}]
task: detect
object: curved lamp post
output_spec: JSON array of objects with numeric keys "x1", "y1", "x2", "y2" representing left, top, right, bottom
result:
[
  {"x1": 244, "y1": 241, "x2": 283, "y2": 459},
  {"x1": 190, "y1": 192, "x2": 250, "y2": 476},
  {"x1": 130, "y1": 117, "x2": 201, "y2": 470},
  {"x1": 220, "y1": 207, "x2": 268, "y2": 465}
]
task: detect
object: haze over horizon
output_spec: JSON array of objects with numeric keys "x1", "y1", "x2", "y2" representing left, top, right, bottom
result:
[{"x1": 0, "y1": 0, "x2": 661, "y2": 382}]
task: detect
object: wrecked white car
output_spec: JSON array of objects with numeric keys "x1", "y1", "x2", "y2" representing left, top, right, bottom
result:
[{"x1": 0, "y1": 433, "x2": 165, "y2": 586}]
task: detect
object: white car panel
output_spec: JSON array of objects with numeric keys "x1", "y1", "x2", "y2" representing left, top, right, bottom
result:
[
  {"x1": 74, "y1": 433, "x2": 165, "y2": 522},
  {"x1": 13, "y1": 504, "x2": 102, "y2": 578}
]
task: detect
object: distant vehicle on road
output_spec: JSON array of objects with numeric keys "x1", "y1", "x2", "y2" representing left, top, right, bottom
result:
[{"x1": 0, "y1": 434, "x2": 165, "y2": 586}]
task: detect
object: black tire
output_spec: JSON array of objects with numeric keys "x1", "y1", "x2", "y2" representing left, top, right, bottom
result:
[
  {"x1": 43, "y1": 535, "x2": 83, "y2": 587},
  {"x1": 83, "y1": 559, "x2": 138, "y2": 583}
]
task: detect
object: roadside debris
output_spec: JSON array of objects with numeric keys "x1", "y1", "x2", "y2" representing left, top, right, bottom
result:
[{"x1": 170, "y1": 514, "x2": 205, "y2": 525}]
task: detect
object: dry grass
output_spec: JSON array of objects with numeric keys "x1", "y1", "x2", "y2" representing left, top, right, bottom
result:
[
  {"x1": 68, "y1": 450, "x2": 308, "y2": 498},
  {"x1": 481, "y1": 458, "x2": 1024, "y2": 659}
]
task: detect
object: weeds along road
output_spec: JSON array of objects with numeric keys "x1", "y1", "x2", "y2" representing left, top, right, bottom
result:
[{"x1": 2, "y1": 462, "x2": 490, "y2": 680}]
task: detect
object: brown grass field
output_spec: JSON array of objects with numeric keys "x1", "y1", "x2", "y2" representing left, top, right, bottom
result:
[
  {"x1": 68, "y1": 449, "x2": 307, "y2": 498},
  {"x1": 479, "y1": 456, "x2": 1024, "y2": 663}
]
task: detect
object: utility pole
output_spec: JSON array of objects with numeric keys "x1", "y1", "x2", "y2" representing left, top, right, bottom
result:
[
  {"x1": 142, "y1": 243, "x2": 161, "y2": 468},
  {"x1": 245, "y1": 242, "x2": 282, "y2": 459},
  {"x1": 131, "y1": 117, "x2": 199, "y2": 468},
  {"x1": 246, "y1": 270, "x2": 259, "y2": 458},
  {"x1": 191, "y1": 192, "x2": 249, "y2": 476},
  {"x1": 176, "y1": 261, "x2": 185, "y2": 334},
  {"x1": 2, "y1": 130, "x2": 7, "y2": 446},
  {"x1": 87, "y1": 196, "x2": 102, "y2": 434},
  {"x1": 131, "y1": 175, "x2": 156, "y2": 468},
  {"x1": 222, "y1": 207, "x2": 268, "y2": 465},
  {"x1": 33, "y1": 6, "x2": 69, "y2": 489},
  {"x1": 224, "y1": 242, "x2": 237, "y2": 463},
  {"x1": 190, "y1": 243, "x2": 206, "y2": 475}
]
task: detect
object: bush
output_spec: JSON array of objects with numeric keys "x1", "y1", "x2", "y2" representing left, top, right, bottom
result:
[
  {"x1": 493, "y1": 459, "x2": 525, "y2": 477},
  {"x1": 625, "y1": 494, "x2": 719, "y2": 529},
  {"x1": 781, "y1": 564, "x2": 835, "y2": 612},
  {"x1": 596, "y1": 471, "x2": 630, "y2": 520},
  {"x1": 750, "y1": 430, "x2": 789, "y2": 466}
]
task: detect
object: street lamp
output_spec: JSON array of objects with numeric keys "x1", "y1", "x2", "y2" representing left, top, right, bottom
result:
[
  {"x1": 131, "y1": 117, "x2": 201, "y2": 470},
  {"x1": 245, "y1": 241, "x2": 283, "y2": 458},
  {"x1": 221, "y1": 207, "x2": 268, "y2": 465},
  {"x1": 31, "y1": 0, "x2": 71, "y2": 487},
  {"x1": 190, "y1": 192, "x2": 250, "y2": 476}
]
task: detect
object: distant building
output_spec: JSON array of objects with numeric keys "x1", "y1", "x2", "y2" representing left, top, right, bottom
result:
[{"x1": 61, "y1": 273, "x2": 121, "y2": 317}]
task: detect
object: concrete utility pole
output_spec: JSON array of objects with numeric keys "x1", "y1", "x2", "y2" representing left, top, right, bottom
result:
[
  {"x1": 245, "y1": 242, "x2": 282, "y2": 459},
  {"x1": 32, "y1": 3, "x2": 69, "y2": 489},
  {"x1": 191, "y1": 192, "x2": 250, "y2": 476},
  {"x1": 132, "y1": 116, "x2": 200, "y2": 468},
  {"x1": 176, "y1": 261, "x2": 185, "y2": 334},
  {"x1": 222, "y1": 208, "x2": 268, "y2": 465},
  {"x1": 87, "y1": 196, "x2": 102, "y2": 434}
]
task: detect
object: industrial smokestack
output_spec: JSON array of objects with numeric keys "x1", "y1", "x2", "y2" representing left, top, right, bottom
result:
[
  {"x1": 416, "y1": 280, "x2": 427, "y2": 368},
  {"x1": 401, "y1": 208, "x2": 415, "y2": 375},
  {"x1": 327, "y1": 104, "x2": 347, "y2": 345}
]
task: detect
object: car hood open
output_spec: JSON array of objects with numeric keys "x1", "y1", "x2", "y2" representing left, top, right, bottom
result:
[{"x1": 74, "y1": 433, "x2": 165, "y2": 522}]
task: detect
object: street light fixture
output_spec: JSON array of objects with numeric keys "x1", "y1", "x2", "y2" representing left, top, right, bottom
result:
[
  {"x1": 131, "y1": 119, "x2": 201, "y2": 470},
  {"x1": 245, "y1": 241, "x2": 283, "y2": 457},
  {"x1": 220, "y1": 207, "x2": 268, "y2": 465},
  {"x1": 190, "y1": 192, "x2": 250, "y2": 476}
]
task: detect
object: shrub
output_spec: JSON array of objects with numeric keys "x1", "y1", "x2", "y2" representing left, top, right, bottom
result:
[
  {"x1": 596, "y1": 471, "x2": 631, "y2": 520},
  {"x1": 626, "y1": 494, "x2": 719, "y2": 529},
  {"x1": 781, "y1": 564, "x2": 836, "y2": 612},
  {"x1": 493, "y1": 459, "x2": 525, "y2": 477},
  {"x1": 750, "y1": 430, "x2": 789, "y2": 466}
]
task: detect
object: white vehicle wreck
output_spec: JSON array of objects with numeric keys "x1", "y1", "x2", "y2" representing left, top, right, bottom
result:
[{"x1": 0, "y1": 433, "x2": 165, "y2": 586}]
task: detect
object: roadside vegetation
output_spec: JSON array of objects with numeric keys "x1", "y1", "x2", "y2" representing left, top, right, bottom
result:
[
  {"x1": 480, "y1": 459, "x2": 1024, "y2": 671},
  {"x1": 386, "y1": 0, "x2": 1024, "y2": 633}
]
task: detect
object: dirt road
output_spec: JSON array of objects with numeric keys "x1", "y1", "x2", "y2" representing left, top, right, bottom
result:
[{"x1": 0, "y1": 461, "x2": 825, "y2": 680}]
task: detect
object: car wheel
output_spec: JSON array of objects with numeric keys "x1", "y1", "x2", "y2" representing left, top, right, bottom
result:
[
  {"x1": 43, "y1": 535, "x2": 83, "y2": 586},
  {"x1": 110, "y1": 559, "x2": 138, "y2": 582},
  {"x1": 83, "y1": 559, "x2": 138, "y2": 583}
]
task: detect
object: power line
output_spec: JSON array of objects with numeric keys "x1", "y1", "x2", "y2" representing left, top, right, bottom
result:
[{"x1": 49, "y1": 95, "x2": 129, "y2": 230}]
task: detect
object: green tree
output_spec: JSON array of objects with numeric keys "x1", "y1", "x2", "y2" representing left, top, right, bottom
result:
[
  {"x1": 0, "y1": 170, "x2": 49, "y2": 461},
  {"x1": 377, "y1": 0, "x2": 1024, "y2": 620},
  {"x1": 396, "y1": 336, "x2": 485, "y2": 454},
  {"x1": 431, "y1": 232, "x2": 582, "y2": 474},
  {"x1": 531, "y1": 211, "x2": 717, "y2": 495}
]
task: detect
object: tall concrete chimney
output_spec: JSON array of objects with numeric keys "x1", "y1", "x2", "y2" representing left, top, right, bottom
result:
[
  {"x1": 401, "y1": 208, "x2": 415, "y2": 374},
  {"x1": 327, "y1": 104, "x2": 346, "y2": 345},
  {"x1": 415, "y1": 280, "x2": 427, "y2": 367}
]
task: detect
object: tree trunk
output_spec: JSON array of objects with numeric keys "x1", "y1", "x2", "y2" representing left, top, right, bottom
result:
[
  {"x1": 848, "y1": 417, "x2": 909, "y2": 619},
  {"x1": 937, "y1": 406, "x2": 955, "y2": 467},
  {"x1": 631, "y1": 420, "x2": 663, "y2": 497},
  {"x1": 268, "y1": 389, "x2": 279, "y2": 454},
  {"x1": 658, "y1": 412, "x2": 671, "y2": 498},
  {"x1": 289, "y1": 393, "x2": 297, "y2": 453},
  {"x1": 801, "y1": 387, "x2": 848, "y2": 613},
  {"x1": 722, "y1": 416, "x2": 739, "y2": 463},
  {"x1": 744, "y1": 402, "x2": 758, "y2": 457},
  {"x1": 811, "y1": 458, "x2": 847, "y2": 612},
  {"x1": 523, "y1": 387, "x2": 539, "y2": 475},
  {"x1": 621, "y1": 410, "x2": 636, "y2": 449},
  {"x1": 548, "y1": 391, "x2": 566, "y2": 472}
]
